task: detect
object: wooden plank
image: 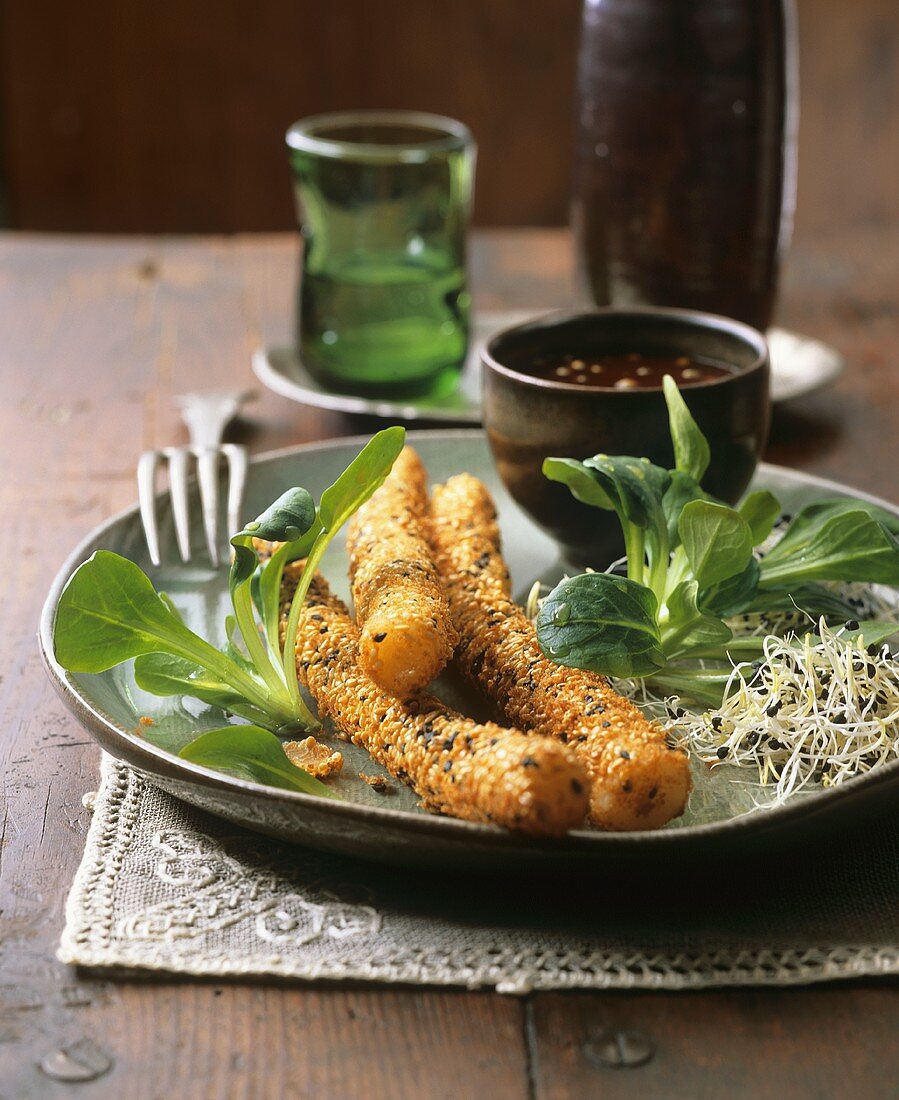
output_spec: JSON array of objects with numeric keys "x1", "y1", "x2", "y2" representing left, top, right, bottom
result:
[
  {"x1": 0, "y1": 229, "x2": 897, "y2": 1099},
  {"x1": 0, "y1": 232, "x2": 531, "y2": 1099},
  {"x1": 528, "y1": 986, "x2": 899, "y2": 1100},
  {"x1": 769, "y1": 225, "x2": 899, "y2": 501},
  {"x1": 1, "y1": 0, "x2": 897, "y2": 235},
  {"x1": 2, "y1": 985, "x2": 527, "y2": 1099},
  {"x1": 0, "y1": 0, "x2": 582, "y2": 230}
]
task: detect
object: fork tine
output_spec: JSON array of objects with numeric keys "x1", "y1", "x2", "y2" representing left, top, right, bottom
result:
[
  {"x1": 137, "y1": 450, "x2": 162, "y2": 566},
  {"x1": 223, "y1": 444, "x2": 248, "y2": 538},
  {"x1": 196, "y1": 447, "x2": 222, "y2": 567},
  {"x1": 165, "y1": 447, "x2": 193, "y2": 563}
]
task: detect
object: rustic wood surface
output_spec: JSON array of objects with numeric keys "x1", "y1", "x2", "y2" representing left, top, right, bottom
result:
[
  {"x1": 1, "y1": 228, "x2": 897, "y2": 1098},
  {"x1": 1, "y1": 0, "x2": 896, "y2": 233}
]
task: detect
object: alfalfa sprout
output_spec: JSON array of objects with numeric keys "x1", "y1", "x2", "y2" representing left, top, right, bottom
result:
[{"x1": 670, "y1": 619, "x2": 899, "y2": 803}]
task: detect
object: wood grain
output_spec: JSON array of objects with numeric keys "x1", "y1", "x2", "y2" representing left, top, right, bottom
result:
[
  {"x1": 528, "y1": 987, "x2": 899, "y2": 1100},
  {"x1": 0, "y1": 0, "x2": 896, "y2": 232},
  {"x1": 0, "y1": 228, "x2": 897, "y2": 1098},
  {"x1": 0, "y1": 0, "x2": 582, "y2": 230}
]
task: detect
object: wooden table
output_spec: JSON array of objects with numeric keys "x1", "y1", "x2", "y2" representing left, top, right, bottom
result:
[{"x1": 1, "y1": 229, "x2": 897, "y2": 1098}]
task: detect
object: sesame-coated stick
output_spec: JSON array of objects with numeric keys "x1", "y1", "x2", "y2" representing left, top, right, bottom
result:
[
  {"x1": 346, "y1": 446, "x2": 458, "y2": 696},
  {"x1": 428, "y1": 473, "x2": 692, "y2": 831},
  {"x1": 283, "y1": 567, "x2": 590, "y2": 836}
]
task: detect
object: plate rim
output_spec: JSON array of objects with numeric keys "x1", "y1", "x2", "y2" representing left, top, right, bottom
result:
[{"x1": 39, "y1": 427, "x2": 899, "y2": 850}]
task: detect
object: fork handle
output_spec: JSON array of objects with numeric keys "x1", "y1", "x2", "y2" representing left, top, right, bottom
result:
[{"x1": 176, "y1": 392, "x2": 245, "y2": 449}]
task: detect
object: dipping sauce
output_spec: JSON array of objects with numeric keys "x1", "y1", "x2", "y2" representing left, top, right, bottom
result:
[{"x1": 530, "y1": 352, "x2": 736, "y2": 389}]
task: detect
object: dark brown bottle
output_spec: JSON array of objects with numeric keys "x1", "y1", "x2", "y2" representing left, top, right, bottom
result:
[{"x1": 573, "y1": 0, "x2": 797, "y2": 330}]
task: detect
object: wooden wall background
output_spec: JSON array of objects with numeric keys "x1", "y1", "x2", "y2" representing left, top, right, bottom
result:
[{"x1": 0, "y1": 0, "x2": 896, "y2": 234}]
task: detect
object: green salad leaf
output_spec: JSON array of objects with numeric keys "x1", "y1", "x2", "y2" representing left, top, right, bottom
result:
[
  {"x1": 738, "y1": 490, "x2": 781, "y2": 545},
  {"x1": 257, "y1": 519, "x2": 323, "y2": 650},
  {"x1": 663, "y1": 374, "x2": 710, "y2": 482},
  {"x1": 53, "y1": 426, "x2": 408, "y2": 794},
  {"x1": 583, "y1": 455, "x2": 671, "y2": 585},
  {"x1": 536, "y1": 572, "x2": 665, "y2": 678},
  {"x1": 678, "y1": 500, "x2": 754, "y2": 590},
  {"x1": 536, "y1": 374, "x2": 899, "y2": 703},
  {"x1": 133, "y1": 653, "x2": 273, "y2": 727},
  {"x1": 543, "y1": 457, "x2": 614, "y2": 510},
  {"x1": 228, "y1": 488, "x2": 319, "y2": 723},
  {"x1": 742, "y1": 582, "x2": 856, "y2": 621},
  {"x1": 179, "y1": 726, "x2": 337, "y2": 796},
  {"x1": 53, "y1": 550, "x2": 284, "y2": 721},
  {"x1": 662, "y1": 470, "x2": 710, "y2": 547},
  {"x1": 660, "y1": 579, "x2": 732, "y2": 659},
  {"x1": 760, "y1": 503, "x2": 899, "y2": 586},
  {"x1": 700, "y1": 557, "x2": 761, "y2": 618}
]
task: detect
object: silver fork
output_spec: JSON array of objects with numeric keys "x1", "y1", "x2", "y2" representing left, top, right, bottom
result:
[{"x1": 137, "y1": 391, "x2": 251, "y2": 568}]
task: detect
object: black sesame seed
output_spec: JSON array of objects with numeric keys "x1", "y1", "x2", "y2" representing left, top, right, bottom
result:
[
  {"x1": 716, "y1": 746, "x2": 729, "y2": 759},
  {"x1": 846, "y1": 619, "x2": 859, "y2": 632},
  {"x1": 373, "y1": 632, "x2": 387, "y2": 643},
  {"x1": 619, "y1": 749, "x2": 631, "y2": 760}
]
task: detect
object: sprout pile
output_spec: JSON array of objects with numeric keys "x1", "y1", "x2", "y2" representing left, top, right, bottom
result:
[{"x1": 668, "y1": 620, "x2": 899, "y2": 802}]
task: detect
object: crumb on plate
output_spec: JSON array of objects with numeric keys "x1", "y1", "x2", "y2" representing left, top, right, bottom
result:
[
  {"x1": 283, "y1": 735, "x2": 343, "y2": 778},
  {"x1": 359, "y1": 772, "x2": 393, "y2": 793}
]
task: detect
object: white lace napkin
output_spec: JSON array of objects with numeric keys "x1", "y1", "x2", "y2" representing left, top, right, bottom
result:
[{"x1": 59, "y1": 755, "x2": 899, "y2": 992}]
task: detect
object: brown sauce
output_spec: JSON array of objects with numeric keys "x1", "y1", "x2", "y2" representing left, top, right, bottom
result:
[{"x1": 530, "y1": 352, "x2": 736, "y2": 389}]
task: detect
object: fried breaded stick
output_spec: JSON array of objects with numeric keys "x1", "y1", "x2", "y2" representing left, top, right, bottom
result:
[
  {"x1": 429, "y1": 474, "x2": 692, "y2": 831},
  {"x1": 282, "y1": 566, "x2": 589, "y2": 836},
  {"x1": 346, "y1": 446, "x2": 458, "y2": 696}
]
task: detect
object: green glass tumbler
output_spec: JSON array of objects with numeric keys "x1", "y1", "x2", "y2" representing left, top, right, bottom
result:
[{"x1": 286, "y1": 110, "x2": 475, "y2": 396}]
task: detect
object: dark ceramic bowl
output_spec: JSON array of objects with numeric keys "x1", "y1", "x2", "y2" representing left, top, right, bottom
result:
[{"x1": 482, "y1": 308, "x2": 770, "y2": 567}]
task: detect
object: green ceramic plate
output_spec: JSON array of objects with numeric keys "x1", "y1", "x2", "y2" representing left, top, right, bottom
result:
[{"x1": 40, "y1": 430, "x2": 898, "y2": 873}]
